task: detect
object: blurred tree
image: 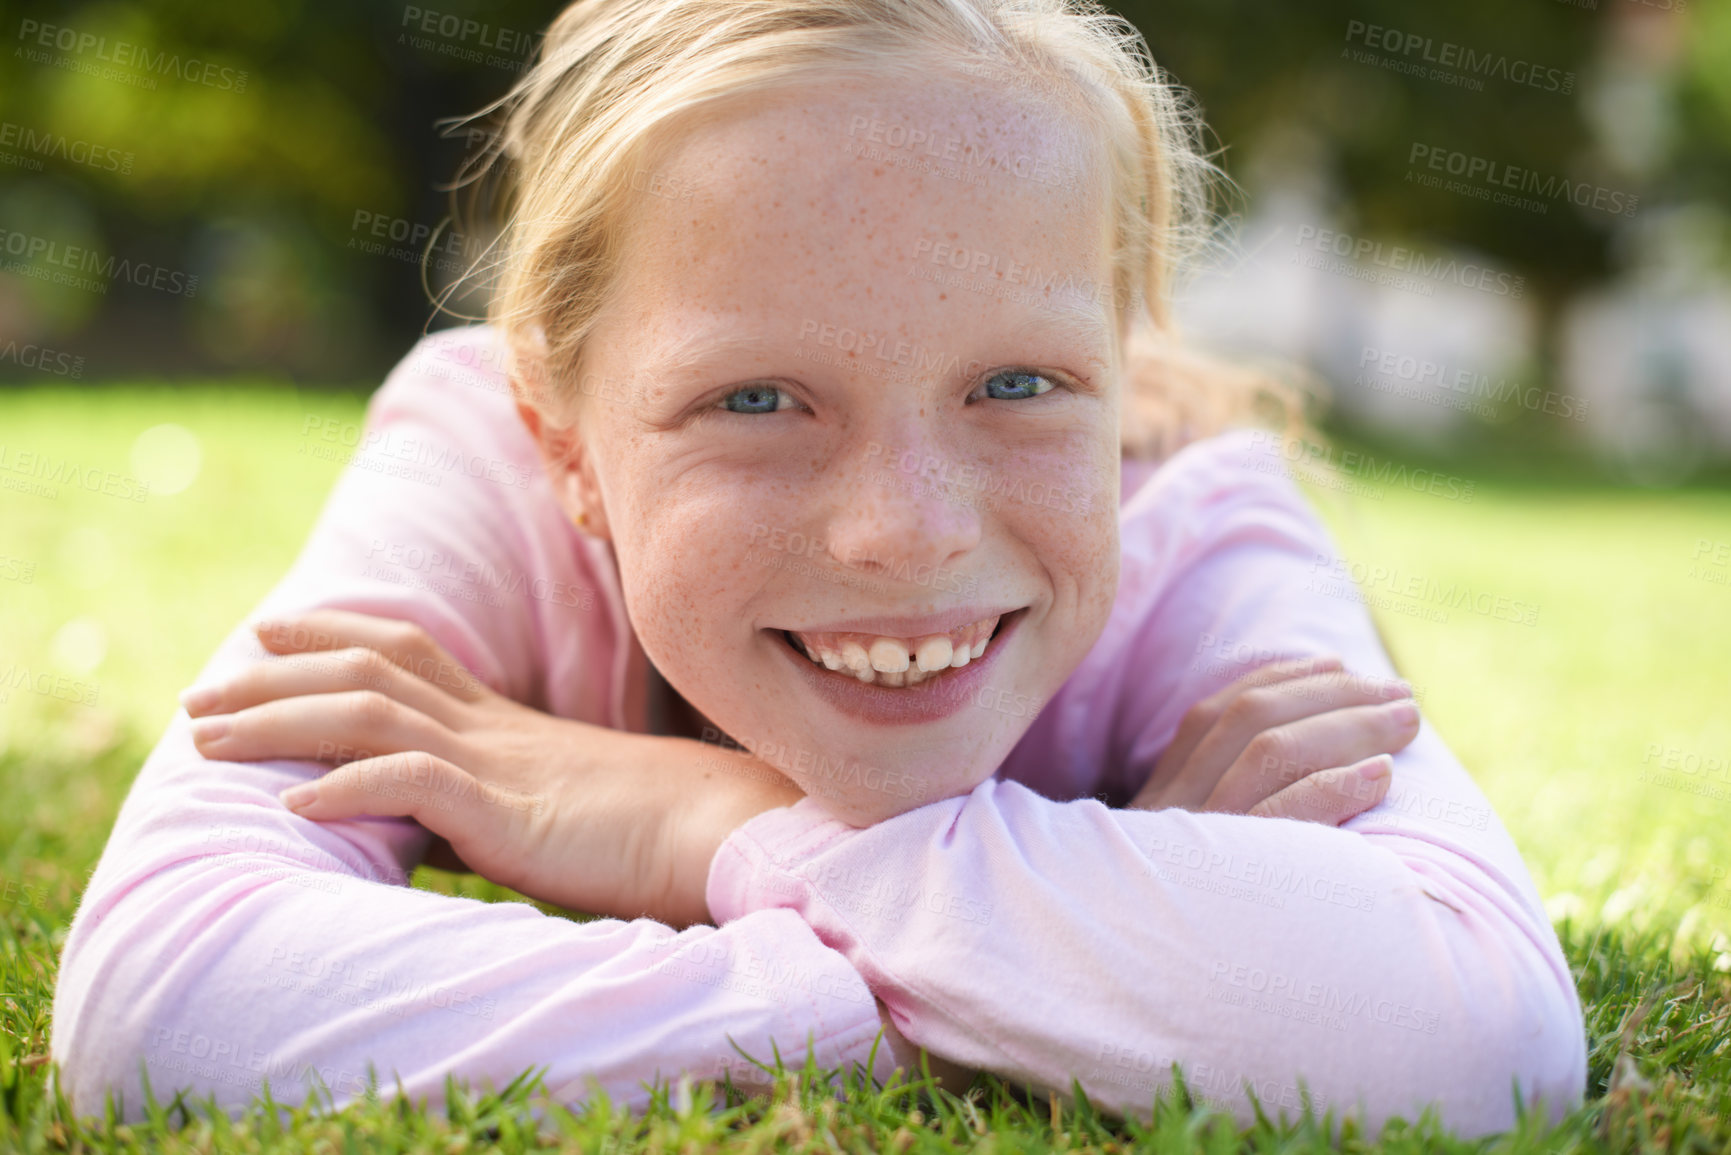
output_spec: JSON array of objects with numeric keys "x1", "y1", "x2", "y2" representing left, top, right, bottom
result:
[
  {"x1": 1130, "y1": 2, "x2": 1641, "y2": 297},
  {"x1": 0, "y1": 0, "x2": 562, "y2": 380},
  {"x1": 0, "y1": 0, "x2": 1725, "y2": 387}
]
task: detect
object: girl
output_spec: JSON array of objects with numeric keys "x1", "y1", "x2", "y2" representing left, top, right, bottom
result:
[{"x1": 50, "y1": 0, "x2": 1586, "y2": 1137}]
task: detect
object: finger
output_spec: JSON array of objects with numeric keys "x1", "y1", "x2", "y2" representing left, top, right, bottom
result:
[
  {"x1": 1154, "y1": 654, "x2": 1346, "y2": 774},
  {"x1": 278, "y1": 751, "x2": 506, "y2": 848},
  {"x1": 252, "y1": 610, "x2": 488, "y2": 702},
  {"x1": 1132, "y1": 655, "x2": 1346, "y2": 809},
  {"x1": 1205, "y1": 698, "x2": 1421, "y2": 813},
  {"x1": 181, "y1": 647, "x2": 473, "y2": 729},
  {"x1": 1249, "y1": 755, "x2": 1393, "y2": 825},
  {"x1": 278, "y1": 751, "x2": 541, "y2": 885},
  {"x1": 189, "y1": 690, "x2": 463, "y2": 766},
  {"x1": 1158, "y1": 666, "x2": 1412, "y2": 809}
]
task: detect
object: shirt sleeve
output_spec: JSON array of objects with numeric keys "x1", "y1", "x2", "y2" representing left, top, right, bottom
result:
[
  {"x1": 48, "y1": 329, "x2": 896, "y2": 1121},
  {"x1": 704, "y1": 428, "x2": 1587, "y2": 1138}
]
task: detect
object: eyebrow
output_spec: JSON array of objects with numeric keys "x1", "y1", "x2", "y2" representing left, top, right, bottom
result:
[
  {"x1": 1009, "y1": 301, "x2": 1115, "y2": 356},
  {"x1": 643, "y1": 300, "x2": 1114, "y2": 383},
  {"x1": 648, "y1": 331, "x2": 767, "y2": 378}
]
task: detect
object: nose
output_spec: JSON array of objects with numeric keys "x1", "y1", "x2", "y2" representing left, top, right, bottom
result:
[{"x1": 824, "y1": 436, "x2": 983, "y2": 583}]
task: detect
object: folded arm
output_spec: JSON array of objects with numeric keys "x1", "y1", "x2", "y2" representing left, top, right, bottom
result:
[
  {"x1": 52, "y1": 699, "x2": 898, "y2": 1119},
  {"x1": 703, "y1": 430, "x2": 1588, "y2": 1137}
]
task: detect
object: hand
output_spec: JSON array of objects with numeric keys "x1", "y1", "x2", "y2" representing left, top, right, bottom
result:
[
  {"x1": 180, "y1": 610, "x2": 803, "y2": 926},
  {"x1": 1128, "y1": 654, "x2": 1418, "y2": 822}
]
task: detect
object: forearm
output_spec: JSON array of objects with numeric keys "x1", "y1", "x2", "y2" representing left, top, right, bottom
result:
[
  {"x1": 706, "y1": 727, "x2": 1586, "y2": 1136},
  {"x1": 53, "y1": 701, "x2": 891, "y2": 1121}
]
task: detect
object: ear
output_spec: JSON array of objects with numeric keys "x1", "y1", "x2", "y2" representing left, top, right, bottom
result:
[{"x1": 515, "y1": 395, "x2": 612, "y2": 541}]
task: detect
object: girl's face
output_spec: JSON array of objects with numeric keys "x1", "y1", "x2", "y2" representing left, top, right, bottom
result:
[{"x1": 531, "y1": 72, "x2": 1123, "y2": 824}]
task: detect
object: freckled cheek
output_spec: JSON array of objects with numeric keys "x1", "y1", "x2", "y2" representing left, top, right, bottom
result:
[
  {"x1": 620, "y1": 505, "x2": 755, "y2": 676},
  {"x1": 1006, "y1": 450, "x2": 1116, "y2": 588}
]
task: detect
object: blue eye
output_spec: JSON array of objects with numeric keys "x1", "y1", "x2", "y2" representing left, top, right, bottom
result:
[
  {"x1": 720, "y1": 384, "x2": 792, "y2": 414},
  {"x1": 977, "y1": 369, "x2": 1056, "y2": 401}
]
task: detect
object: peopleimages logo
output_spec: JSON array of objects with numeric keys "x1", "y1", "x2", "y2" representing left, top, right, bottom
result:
[
  {"x1": 1343, "y1": 21, "x2": 1575, "y2": 94},
  {"x1": 15, "y1": 19, "x2": 249, "y2": 91},
  {"x1": 0, "y1": 340, "x2": 84, "y2": 379},
  {"x1": 0, "y1": 120, "x2": 134, "y2": 174},
  {"x1": 1306, "y1": 553, "x2": 1541, "y2": 628},
  {"x1": 0, "y1": 229, "x2": 199, "y2": 298},
  {"x1": 397, "y1": 5, "x2": 542, "y2": 72},
  {"x1": 1208, "y1": 960, "x2": 1442, "y2": 1035},
  {"x1": 1356, "y1": 347, "x2": 1589, "y2": 423},
  {"x1": 907, "y1": 237, "x2": 1138, "y2": 312},
  {"x1": 1406, "y1": 143, "x2": 1639, "y2": 218},
  {"x1": 844, "y1": 115, "x2": 1078, "y2": 194},
  {"x1": 866, "y1": 441, "x2": 1095, "y2": 517},
  {"x1": 1291, "y1": 225, "x2": 1525, "y2": 299},
  {"x1": 1243, "y1": 431, "x2": 1477, "y2": 504}
]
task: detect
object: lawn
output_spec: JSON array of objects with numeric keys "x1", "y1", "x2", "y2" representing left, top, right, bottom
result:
[{"x1": 1, "y1": 384, "x2": 1728, "y2": 1153}]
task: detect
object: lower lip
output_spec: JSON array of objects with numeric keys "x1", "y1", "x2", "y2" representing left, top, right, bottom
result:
[{"x1": 770, "y1": 610, "x2": 1025, "y2": 726}]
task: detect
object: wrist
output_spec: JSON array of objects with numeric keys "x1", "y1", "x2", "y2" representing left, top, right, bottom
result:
[{"x1": 661, "y1": 738, "x2": 804, "y2": 927}]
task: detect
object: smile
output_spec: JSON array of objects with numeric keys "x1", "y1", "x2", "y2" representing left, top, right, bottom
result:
[{"x1": 779, "y1": 613, "x2": 1007, "y2": 688}]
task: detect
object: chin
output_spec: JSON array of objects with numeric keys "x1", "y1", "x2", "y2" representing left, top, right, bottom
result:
[
  {"x1": 803, "y1": 780, "x2": 958, "y2": 827},
  {"x1": 779, "y1": 741, "x2": 1005, "y2": 827}
]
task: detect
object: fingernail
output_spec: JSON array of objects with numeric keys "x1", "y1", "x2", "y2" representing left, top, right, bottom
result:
[
  {"x1": 190, "y1": 716, "x2": 231, "y2": 743},
  {"x1": 1384, "y1": 699, "x2": 1419, "y2": 725},
  {"x1": 179, "y1": 685, "x2": 220, "y2": 714},
  {"x1": 1356, "y1": 755, "x2": 1393, "y2": 782},
  {"x1": 279, "y1": 783, "x2": 318, "y2": 811},
  {"x1": 1380, "y1": 679, "x2": 1414, "y2": 699}
]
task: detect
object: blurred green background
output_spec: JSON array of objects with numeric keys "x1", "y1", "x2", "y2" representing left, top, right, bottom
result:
[
  {"x1": 3, "y1": 0, "x2": 1731, "y2": 971},
  {"x1": 3, "y1": 0, "x2": 1730, "y2": 410}
]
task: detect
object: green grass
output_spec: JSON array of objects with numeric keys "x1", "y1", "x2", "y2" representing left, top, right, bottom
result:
[{"x1": 1, "y1": 385, "x2": 1729, "y2": 1153}]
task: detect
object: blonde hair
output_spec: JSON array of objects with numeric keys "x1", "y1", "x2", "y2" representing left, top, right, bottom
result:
[{"x1": 446, "y1": 0, "x2": 1317, "y2": 461}]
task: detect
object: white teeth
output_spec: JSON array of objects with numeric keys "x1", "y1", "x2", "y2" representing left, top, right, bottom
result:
[
  {"x1": 786, "y1": 613, "x2": 1006, "y2": 687},
  {"x1": 915, "y1": 637, "x2": 953, "y2": 671},
  {"x1": 868, "y1": 638, "x2": 910, "y2": 673}
]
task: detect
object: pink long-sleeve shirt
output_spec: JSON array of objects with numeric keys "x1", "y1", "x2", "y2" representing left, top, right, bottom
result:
[{"x1": 50, "y1": 325, "x2": 1586, "y2": 1135}]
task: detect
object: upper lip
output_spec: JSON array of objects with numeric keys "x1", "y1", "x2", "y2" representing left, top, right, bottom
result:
[{"x1": 775, "y1": 606, "x2": 1022, "y2": 638}]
